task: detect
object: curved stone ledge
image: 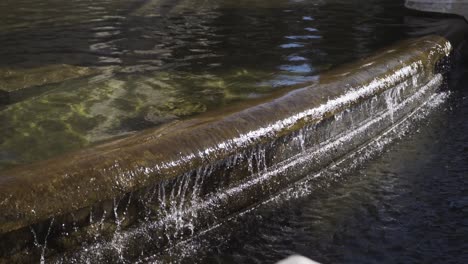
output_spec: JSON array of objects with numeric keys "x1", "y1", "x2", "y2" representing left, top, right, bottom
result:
[
  {"x1": 0, "y1": 35, "x2": 451, "y2": 261},
  {"x1": 406, "y1": 0, "x2": 468, "y2": 20}
]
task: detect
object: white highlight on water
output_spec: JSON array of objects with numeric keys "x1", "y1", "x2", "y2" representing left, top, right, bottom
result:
[
  {"x1": 142, "y1": 79, "x2": 449, "y2": 264},
  {"x1": 60, "y1": 69, "x2": 447, "y2": 263},
  {"x1": 154, "y1": 45, "x2": 449, "y2": 172}
]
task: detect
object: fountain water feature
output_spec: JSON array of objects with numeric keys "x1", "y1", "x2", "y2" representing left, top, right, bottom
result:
[
  {"x1": 141, "y1": 74, "x2": 451, "y2": 264},
  {"x1": 158, "y1": 89, "x2": 452, "y2": 264},
  {"x1": 0, "y1": 35, "x2": 452, "y2": 263}
]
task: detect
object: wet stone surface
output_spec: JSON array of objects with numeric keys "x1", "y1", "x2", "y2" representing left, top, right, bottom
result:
[
  {"x1": 189, "y1": 66, "x2": 468, "y2": 264},
  {"x1": 0, "y1": 69, "x2": 275, "y2": 169}
]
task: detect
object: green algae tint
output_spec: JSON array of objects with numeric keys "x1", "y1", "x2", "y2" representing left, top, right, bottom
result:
[
  {"x1": 0, "y1": 0, "x2": 416, "y2": 169},
  {"x1": 0, "y1": 69, "x2": 282, "y2": 169}
]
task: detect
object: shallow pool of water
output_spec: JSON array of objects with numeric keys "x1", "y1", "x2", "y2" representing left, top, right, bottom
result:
[{"x1": 0, "y1": 0, "x2": 447, "y2": 169}]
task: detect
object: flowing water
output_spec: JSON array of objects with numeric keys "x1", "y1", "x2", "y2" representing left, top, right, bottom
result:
[
  {"x1": 177, "y1": 62, "x2": 468, "y2": 264},
  {"x1": 1, "y1": 0, "x2": 467, "y2": 263}
]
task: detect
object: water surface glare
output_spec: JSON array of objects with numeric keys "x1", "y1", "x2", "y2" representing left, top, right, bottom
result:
[
  {"x1": 171, "y1": 68, "x2": 468, "y2": 264},
  {"x1": 0, "y1": 0, "x2": 438, "y2": 169}
]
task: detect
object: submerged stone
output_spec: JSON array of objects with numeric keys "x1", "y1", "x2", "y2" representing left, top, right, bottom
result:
[
  {"x1": 0, "y1": 64, "x2": 97, "y2": 103},
  {"x1": 0, "y1": 68, "x2": 273, "y2": 169}
]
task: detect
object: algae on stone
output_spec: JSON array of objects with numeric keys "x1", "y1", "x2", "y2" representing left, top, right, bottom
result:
[
  {"x1": 0, "y1": 64, "x2": 98, "y2": 101},
  {"x1": 0, "y1": 68, "x2": 276, "y2": 169},
  {"x1": 0, "y1": 65, "x2": 97, "y2": 93}
]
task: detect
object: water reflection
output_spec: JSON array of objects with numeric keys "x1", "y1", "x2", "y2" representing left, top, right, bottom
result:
[
  {"x1": 279, "y1": 64, "x2": 313, "y2": 73},
  {"x1": 280, "y1": 43, "x2": 306, "y2": 48},
  {"x1": 0, "y1": 0, "x2": 461, "y2": 169}
]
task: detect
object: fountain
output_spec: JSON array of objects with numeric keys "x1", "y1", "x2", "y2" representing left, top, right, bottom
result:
[{"x1": 0, "y1": 35, "x2": 452, "y2": 262}]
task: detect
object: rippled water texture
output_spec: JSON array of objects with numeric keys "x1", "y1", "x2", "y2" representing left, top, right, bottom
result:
[{"x1": 0, "y1": 0, "x2": 436, "y2": 169}]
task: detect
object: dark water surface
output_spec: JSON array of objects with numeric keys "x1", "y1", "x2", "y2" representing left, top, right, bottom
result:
[{"x1": 0, "y1": 0, "x2": 444, "y2": 169}]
